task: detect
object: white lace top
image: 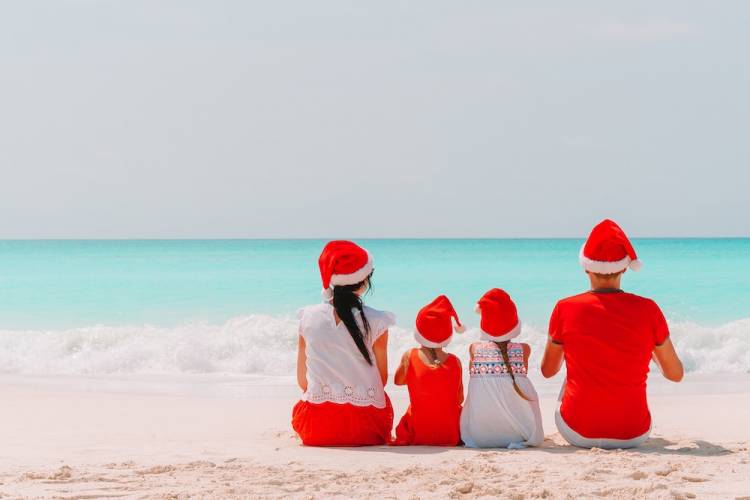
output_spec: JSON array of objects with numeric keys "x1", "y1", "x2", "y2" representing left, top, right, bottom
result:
[{"x1": 299, "y1": 303, "x2": 395, "y2": 408}]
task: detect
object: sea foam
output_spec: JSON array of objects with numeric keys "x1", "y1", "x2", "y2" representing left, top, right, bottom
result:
[{"x1": 0, "y1": 315, "x2": 747, "y2": 376}]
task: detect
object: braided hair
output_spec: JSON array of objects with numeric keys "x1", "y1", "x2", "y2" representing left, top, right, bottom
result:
[{"x1": 494, "y1": 341, "x2": 532, "y2": 401}]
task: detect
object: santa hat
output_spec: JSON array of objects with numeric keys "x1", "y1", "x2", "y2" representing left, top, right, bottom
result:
[
  {"x1": 414, "y1": 295, "x2": 466, "y2": 348},
  {"x1": 579, "y1": 219, "x2": 642, "y2": 274},
  {"x1": 475, "y1": 288, "x2": 521, "y2": 342},
  {"x1": 318, "y1": 240, "x2": 374, "y2": 299}
]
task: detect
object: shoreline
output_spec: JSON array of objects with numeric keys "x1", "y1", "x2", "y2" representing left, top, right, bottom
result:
[
  {"x1": 1, "y1": 375, "x2": 749, "y2": 498},
  {"x1": 2, "y1": 371, "x2": 748, "y2": 399}
]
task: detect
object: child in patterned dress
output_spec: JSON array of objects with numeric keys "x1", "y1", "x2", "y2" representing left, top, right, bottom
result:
[{"x1": 460, "y1": 289, "x2": 544, "y2": 448}]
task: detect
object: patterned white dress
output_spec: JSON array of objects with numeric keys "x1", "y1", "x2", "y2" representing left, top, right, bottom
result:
[{"x1": 460, "y1": 342, "x2": 544, "y2": 448}]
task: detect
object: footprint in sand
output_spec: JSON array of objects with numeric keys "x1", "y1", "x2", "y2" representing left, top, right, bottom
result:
[
  {"x1": 136, "y1": 465, "x2": 175, "y2": 475},
  {"x1": 628, "y1": 470, "x2": 648, "y2": 480},
  {"x1": 681, "y1": 475, "x2": 709, "y2": 483},
  {"x1": 18, "y1": 472, "x2": 46, "y2": 481},
  {"x1": 656, "y1": 464, "x2": 680, "y2": 476},
  {"x1": 670, "y1": 490, "x2": 697, "y2": 499}
]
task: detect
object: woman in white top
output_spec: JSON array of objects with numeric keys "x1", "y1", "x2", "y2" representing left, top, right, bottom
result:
[
  {"x1": 293, "y1": 240, "x2": 396, "y2": 446},
  {"x1": 460, "y1": 289, "x2": 544, "y2": 448}
]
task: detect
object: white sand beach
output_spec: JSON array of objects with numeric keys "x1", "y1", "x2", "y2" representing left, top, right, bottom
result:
[{"x1": 0, "y1": 375, "x2": 748, "y2": 499}]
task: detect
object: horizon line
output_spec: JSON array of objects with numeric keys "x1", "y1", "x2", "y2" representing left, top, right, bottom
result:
[{"x1": 1, "y1": 236, "x2": 749, "y2": 242}]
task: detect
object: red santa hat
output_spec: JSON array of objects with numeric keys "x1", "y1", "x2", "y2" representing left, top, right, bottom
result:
[
  {"x1": 475, "y1": 288, "x2": 521, "y2": 342},
  {"x1": 318, "y1": 240, "x2": 374, "y2": 299},
  {"x1": 579, "y1": 219, "x2": 642, "y2": 274},
  {"x1": 414, "y1": 295, "x2": 466, "y2": 348}
]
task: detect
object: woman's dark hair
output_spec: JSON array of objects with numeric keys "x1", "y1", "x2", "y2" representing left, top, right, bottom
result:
[
  {"x1": 332, "y1": 273, "x2": 373, "y2": 364},
  {"x1": 494, "y1": 341, "x2": 532, "y2": 401}
]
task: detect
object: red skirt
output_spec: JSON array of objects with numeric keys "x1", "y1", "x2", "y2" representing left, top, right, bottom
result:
[
  {"x1": 393, "y1": 404, "x2": 461, "y2": 446},
  {"x1": 292, "y1": 395, "x2": 393, "y2": 447}
]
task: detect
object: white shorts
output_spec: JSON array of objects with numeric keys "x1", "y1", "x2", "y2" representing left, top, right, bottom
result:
[
  {"x1": 555, "y1": 405, "x2": 651, "y2": 449},
  {"x1": 554, "y1": 380, "x2": 650, "y2": 449}
]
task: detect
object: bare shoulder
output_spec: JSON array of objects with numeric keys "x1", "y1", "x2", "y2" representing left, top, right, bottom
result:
[
  {"x1": 401, "y1": 348, "x2": 413, "y2": 364},
  {"x1": 520, "y1": 342, "x2": 532, "y2": 354}
]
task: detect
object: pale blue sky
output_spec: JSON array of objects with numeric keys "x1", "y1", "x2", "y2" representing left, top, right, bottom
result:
[{"x1": 1, "y1": 1, "x2": 748, "y2": 238}]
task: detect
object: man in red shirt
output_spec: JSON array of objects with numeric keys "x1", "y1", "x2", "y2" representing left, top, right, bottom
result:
[{"x1": 541, "y1": 220, "x2": 684, "y2": 449}]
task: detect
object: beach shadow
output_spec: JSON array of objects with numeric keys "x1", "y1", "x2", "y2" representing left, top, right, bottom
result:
[
  {"x1": 299, "y1": 435, "x2": 733, "y2": 457},
  {"x1": 327, "y1": 444, "x2": 474, "y2": 455},
  {"x1": 532, "y1": 436, "x2": 733, "y2": 457},
  {"x1": 636, "y1": 437, "x2": 733, "y2": 456}
]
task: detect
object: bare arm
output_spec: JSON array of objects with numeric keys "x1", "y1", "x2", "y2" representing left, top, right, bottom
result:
[
  {"x1": 393, "y1": 349, "x2": 410, "y2": 386},
  {"x1": 373, "y1": 331, "x2": 389, "y2": 386},
  {"x1": 455, "y1": 356, "x2": 464, "y2": 405},
  {"x1": 521, "y1": 343, "x2": 531, "y2": 370},
  {"x1": 541, "y1": 338, "x2": 564, "y2": 378},
  {"x1": 296, "y1": 335, "x2": 307, "y2": 391},
  {"x1": 652, "y1": 338, "x2": 684, "y2": 382}
]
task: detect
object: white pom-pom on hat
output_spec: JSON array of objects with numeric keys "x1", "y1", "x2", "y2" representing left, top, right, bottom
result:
[
  {"x1": 629, "y1": 259, "x2": 643, "y2": 272},
  {"x1": 454, "y1": 323, "x2": 466, "y2": 334}
]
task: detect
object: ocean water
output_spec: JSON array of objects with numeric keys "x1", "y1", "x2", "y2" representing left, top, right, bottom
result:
[{"x1": 0, "y1": 239, "x2": 748, "y2": 377}]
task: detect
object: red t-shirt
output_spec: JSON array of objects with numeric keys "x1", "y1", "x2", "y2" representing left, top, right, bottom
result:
[{"x1": 549, "y1": 290, "x2": 669, "y2": 439}]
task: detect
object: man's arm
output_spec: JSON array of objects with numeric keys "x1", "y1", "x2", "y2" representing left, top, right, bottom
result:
[
  {"x1": 541, "y1": 338, "x2": 564, "y2": 378},
  {"x1": 652, "y1": 338, "x2": 684, "y2": 382}
]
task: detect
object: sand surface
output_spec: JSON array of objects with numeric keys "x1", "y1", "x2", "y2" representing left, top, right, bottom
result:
[{"x1": 0, "y1": 375, "x2": 749, "y2": 499}]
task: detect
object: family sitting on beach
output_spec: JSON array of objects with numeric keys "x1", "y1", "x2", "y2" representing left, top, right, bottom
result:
[{"x1": 292, "y1": 220, "x2": 685, "y2": 449}]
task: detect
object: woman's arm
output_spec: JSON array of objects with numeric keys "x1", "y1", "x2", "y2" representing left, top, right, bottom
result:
[
  {"x1": 296, "y1": 334, "x2": 307, "y2": 391},
  {"x1": 373, "y1": 330, "x2": 389, "y2": 386},
  {"x1": 393, "y1": 350, "x2": 410, "y2": 386},
  {"x1": 540, "y1": 338, "x2": 564, "y2": 378},
  {"x1": 652, "y1": 338, "x2": 684, "y2": 382}
]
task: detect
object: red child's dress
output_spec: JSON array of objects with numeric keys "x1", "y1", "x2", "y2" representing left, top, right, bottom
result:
[{"x1": 394, "y1": 348, "x2": 463, "y2": 446}]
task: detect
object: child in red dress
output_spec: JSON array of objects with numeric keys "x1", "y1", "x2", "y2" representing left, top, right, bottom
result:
[{"x1": 393, "y1": 295, "x2": 464, "y2": 446}]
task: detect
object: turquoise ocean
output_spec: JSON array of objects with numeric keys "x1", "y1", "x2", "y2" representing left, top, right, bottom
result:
[{"x1": 0, "y1": 239, "x2": 748, "y2": 377}]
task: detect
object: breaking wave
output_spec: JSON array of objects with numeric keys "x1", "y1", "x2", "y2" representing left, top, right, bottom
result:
[{"x1": 0, "y1": 315, "x2": 747, "y2": 376}]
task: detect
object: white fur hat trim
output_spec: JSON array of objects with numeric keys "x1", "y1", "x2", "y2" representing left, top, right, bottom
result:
[
  {"x1": 579, "y1": 245, "x2": 642, "y2": 273},
  {"x1": 479, "y1": 321, "x2": 522, "y2": 342},
  {"x1": 414, "y1": 330, "x2": 452, "y2": 348},
  {"x1": 329, "y1": 252, "x2": 374, "y2": 286}
]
